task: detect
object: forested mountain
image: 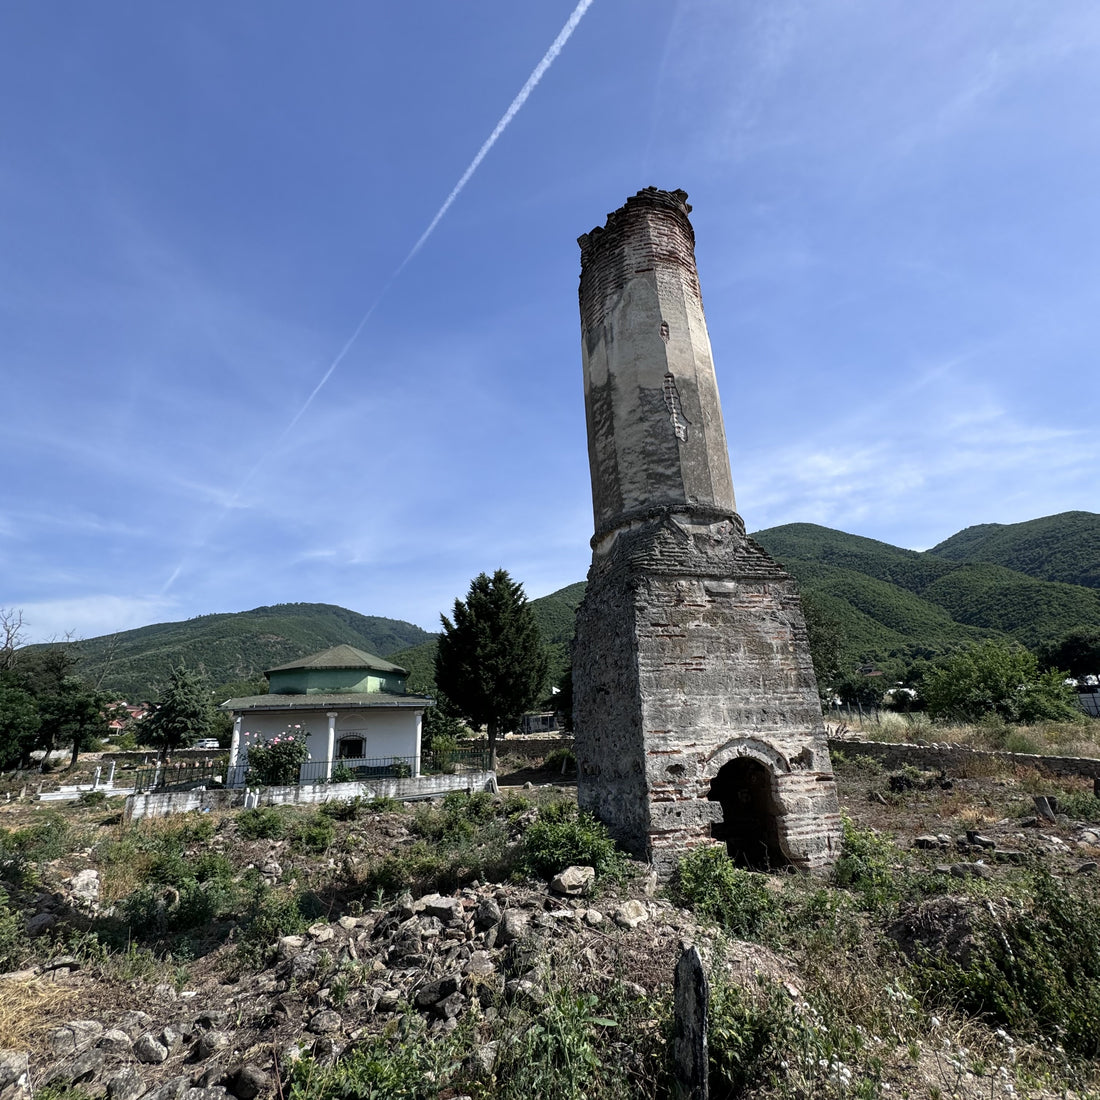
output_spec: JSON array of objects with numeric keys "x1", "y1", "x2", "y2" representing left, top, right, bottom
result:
[
  {"x1": 929, "y1": 511, "x2": 1100, "y2": 589},
  {"x1": 31, "y1": 604, "x2": 433, "y2": 702},
  {"x1": 751, "y1": 514, "x2": 1100, "y2": 670},
  {"x1": 19, "y1": 513, "x2": 1098, "y2": 703}
]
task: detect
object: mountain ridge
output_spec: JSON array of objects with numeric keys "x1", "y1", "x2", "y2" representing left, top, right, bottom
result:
[{"x1": 20, "y1": 512, "x2": 1099, "y2": 700}]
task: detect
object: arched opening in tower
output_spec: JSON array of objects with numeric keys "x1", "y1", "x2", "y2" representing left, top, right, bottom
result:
[{"x1": 707, "y1": 758, "x2": 788, "y2": 871}]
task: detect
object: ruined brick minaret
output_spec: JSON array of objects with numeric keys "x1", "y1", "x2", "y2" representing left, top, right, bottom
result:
[{"x1": 573, "y1": 188, "x2": 841, "y2": 875}]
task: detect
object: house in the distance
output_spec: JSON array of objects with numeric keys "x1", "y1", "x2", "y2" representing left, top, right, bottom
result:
[{"x1": 221, "y1": 645, "x2": 432, "y2": 785}]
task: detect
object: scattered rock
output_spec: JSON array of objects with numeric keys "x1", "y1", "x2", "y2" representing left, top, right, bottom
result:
[
  {"x1": 25, "y1": 912, "x2": 57, "y2": 937},
  {"x1": 42, "y1": 955, "x2": 81, "y2": 973},
  {"x1": 276, "y1": 936, "x2": 305, "y2": 959},
  {"x1": 48, "y1": 1021, "x2": 104, "y2": 1056},
  {"x1": 145, "y1": 1077, "x2": 190, "y2": 1100},
  {"x1": 195, "y1": 1031, "x2": 232, "y2": 1060},
  {"x1": 134, "y1": 1033, "x2": 170, "y2": 1065},
  {"x1": 69, "y1": 869, "x2": 101, "y2": 907},
  {"x1": 117, "y1": 1011, "x2": 154, "y2": 1039},
  {"x1": 614, "y1": 900, "x2": 649, "y2": 929},
  {"x1": 549, "y1": 866, "x2": 595, "y2": 896},
  {"x1": 473, "y1": 898, "x2": 501, "y2": 931},
  {"x1": 415, "y1": 975, "x2": 461, "y2": 1010},
  {"x1": 496, "y1": 909, "x2": 530, "y2": 946},
  {"x1": 418, "y1": 893, "x2": 464, "y2": 923},
  {"x1": 229, "y1": 1065, "x2": 269, "y2": 1100},
  {"x1": 950, "y1": 862, "x2": 994, "y2": 879},
  {"x1": 307, "y1": 1011, "x2": 342, "y2": 1035},
  {"x1": 105, "y1": 1066, "x2": 147, "y2": 1100},
  {"x1": 98, "y1": 1028, "x2": 133, "y2": 1054},
  {"x1": 44, "y1": 1048, "x2": 104, "y2": 1087},
  {"x1": 0, "y1": 1051, "x2": 30, "y2": 1100}
]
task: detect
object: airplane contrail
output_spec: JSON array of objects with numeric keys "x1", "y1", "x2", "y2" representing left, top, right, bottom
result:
[
  {"x1": 162, "y1": 0, "x2": 595, "y2": 594},
  {"x1": 278, "y1": 0, "x2": 595, "y2": 441}
]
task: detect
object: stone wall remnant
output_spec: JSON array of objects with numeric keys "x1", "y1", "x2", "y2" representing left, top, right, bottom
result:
[{"x1": 573, "y1": 187, "x2": 841, "y2": 875}]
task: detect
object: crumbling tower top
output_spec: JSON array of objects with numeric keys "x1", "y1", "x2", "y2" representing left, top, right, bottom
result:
[{"x1": 578, "y1": 187, "x2": 737, "y2": 544}]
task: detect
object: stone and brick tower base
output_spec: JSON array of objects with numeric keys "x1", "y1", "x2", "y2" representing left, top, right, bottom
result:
[{"x1": 573, "y1": 189, "x2": 841, "y2": 876}]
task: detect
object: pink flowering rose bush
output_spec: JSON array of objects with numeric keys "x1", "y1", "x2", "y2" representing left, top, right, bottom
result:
[{"x1": 244, "y1": 725, "x2": 311, "y2": 786}]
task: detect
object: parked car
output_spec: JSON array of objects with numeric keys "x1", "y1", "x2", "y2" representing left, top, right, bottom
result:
[{"x1": 193, "y1": 738, "x2": 221, "y2": 750}]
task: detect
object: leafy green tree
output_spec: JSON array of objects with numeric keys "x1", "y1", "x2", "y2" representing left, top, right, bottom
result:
[
  {"x1": 139, "y1": 665, "x2": 216, "y2": 760},
  {"x1": 42, "y1": 679, "x2": 114, "y2": 769},
  {"x1": 435, "y1": 570, "x2": 549, "y2": 770},
  {"x1": 922, "y1": 640, "x2": 1083, "y2": 724},
  {"x1": 14, "y1": 643, "x2": 110, "y2": 768},
  {"x1": 0, "y1": 681, "x2": 40, "y2": 769},
  {"x1": 1038, "y1": 629, "x2": 1100, "y2": 683}
]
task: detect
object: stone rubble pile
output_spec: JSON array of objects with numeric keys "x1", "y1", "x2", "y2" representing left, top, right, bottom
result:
[{"x1": 6, "y1": 868, "x2": 705, "y2": 1100}]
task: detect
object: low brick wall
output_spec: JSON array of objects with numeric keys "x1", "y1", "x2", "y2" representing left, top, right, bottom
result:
[
  {"x1": 123, "y1": 770, "x2": 497, "y2": 822},
  {"x1": 828, "y1": 739, "x2": 1100, "y2": 781}
]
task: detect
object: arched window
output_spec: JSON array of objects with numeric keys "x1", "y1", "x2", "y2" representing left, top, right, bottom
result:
[{"x1": 337, "y1": 736, "x2": 365, "y2": 759}]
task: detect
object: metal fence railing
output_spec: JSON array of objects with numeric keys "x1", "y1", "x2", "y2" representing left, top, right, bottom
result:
[
  {"x1": 226, "y1": 747, "x2": 491, "y2": 789},
  {"x1": 132, "y1": 759, "x2": 224, "y2": 793},
  {"x1": 130, "y1": 747, "x2": 492, "y2": 792}
]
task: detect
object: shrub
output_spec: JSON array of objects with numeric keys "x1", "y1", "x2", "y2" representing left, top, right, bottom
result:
[
  {"x1": 245, "y1": 726, "x2": 311, "y2": 785},
  {"x1": 319, "y1": 796, "x2": 361, "y2": 821},
  {"x1": 520, "y1": 802, "x2": 622, "y2": 879},
  {"x1": 288, "y1": 1015, "x2": 445, "y2": 1100},
  {"x1": 833, "y1": 813, "x2": 903, "y2": 911},
  {"x1": 78, "y1": 790, "x2": 108, "y2": 806},
  {"x1": 0, "y1": 889, "x2": 27, "y2": 971},
  {"x1": 293, "y1": 814, "x2": 336, "y2": 854},
  {"x1": 911, "y1": 869, "x2": 1100, "y2": 1058},
  {"x1": 328, "y1": 761, "x2": 356, "y2": 784},
  {"x1": 431, "y1": 734, "x2": 459, "y2": 773},
  {"x1": 237, "y1": 807, "x2": 286, "y2": 840},
  {"x1": 235, "y1": 885, "x2": 308, "y2": 969},
  {"x1": 366, "y1": 795, "x2": 400, "y2": 814},
  {"x1": 923, "y1": 641, "x2": 1084, "y2": 725},
  {"x1": 668, "y1": 847, "x2": 778, "y2": 939},
  {"x1": 1054, "y1": 788, "x2": 1100, "y2": 823},
  {"x1": 493, "y1": 986, "x2": 617, "y2": 1100},
  {"x1": 543, "y1": 747, "x2": 577, "y2": 773},
  {"x1": 412, "y1": 790, "x2": 497, "y2": 843}
]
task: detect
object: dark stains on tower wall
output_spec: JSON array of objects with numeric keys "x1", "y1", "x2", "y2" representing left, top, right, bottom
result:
[{"x1": 573, "y1": 188, "x2": 841, "y2": 875}]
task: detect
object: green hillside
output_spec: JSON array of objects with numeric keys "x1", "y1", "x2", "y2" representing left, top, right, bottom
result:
[
  {"x1": 929, "y1": 511, "x2": 1100, "y2": 589},
  {"x1": 918, "y1": 564, "x2": 1100, "y2": 648},
  {"x1": 35, "y1": 603, "x2": 433, "y2": 702},
  {"x1": 22, "y1": 513, "x2": 1097, "y2": 705},
  {"x1": 751, "y1": 515, "x2": 1100, "y2": 669}
]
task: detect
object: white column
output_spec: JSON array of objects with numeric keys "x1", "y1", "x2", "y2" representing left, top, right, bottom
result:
[
  {"x1": 107, "y1": 761, "x2": 116, "y2": 787},
  {"x1": 413, "y1": 711, "x2": 423, "y2": 777},
  {"x1": 228, "y1": 717, "x2": 243, "y2": 787},
  {"x1": 228, "y1": 717, "x2": 242, "y2": 767},
  {"x1": 326, "y1": 713, "x2": 338, "y2": 780}
]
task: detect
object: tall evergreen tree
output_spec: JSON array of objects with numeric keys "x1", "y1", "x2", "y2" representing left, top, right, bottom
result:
[
  {"x1": 139, "y1": 665, "x2": 215, "y2": 761},
  {"x1": 435, "y1": 570, "x2": 549, "y2": 770}
]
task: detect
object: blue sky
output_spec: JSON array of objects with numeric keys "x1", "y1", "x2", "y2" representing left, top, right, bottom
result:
[{"x1": 4, "y1": 2, "x2": 1099, "y2": 644}]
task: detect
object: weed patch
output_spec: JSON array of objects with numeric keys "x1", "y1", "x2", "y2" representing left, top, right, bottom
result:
[
  {"x1": 668, "y1": 848, "x2": 780, "y2": 941},
  {"x1": 236, "y1": 806, "x2": 287, "y2": 840},
  {"x1": 520, "y1": 802, "x2": 624, "y2": 880}
]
